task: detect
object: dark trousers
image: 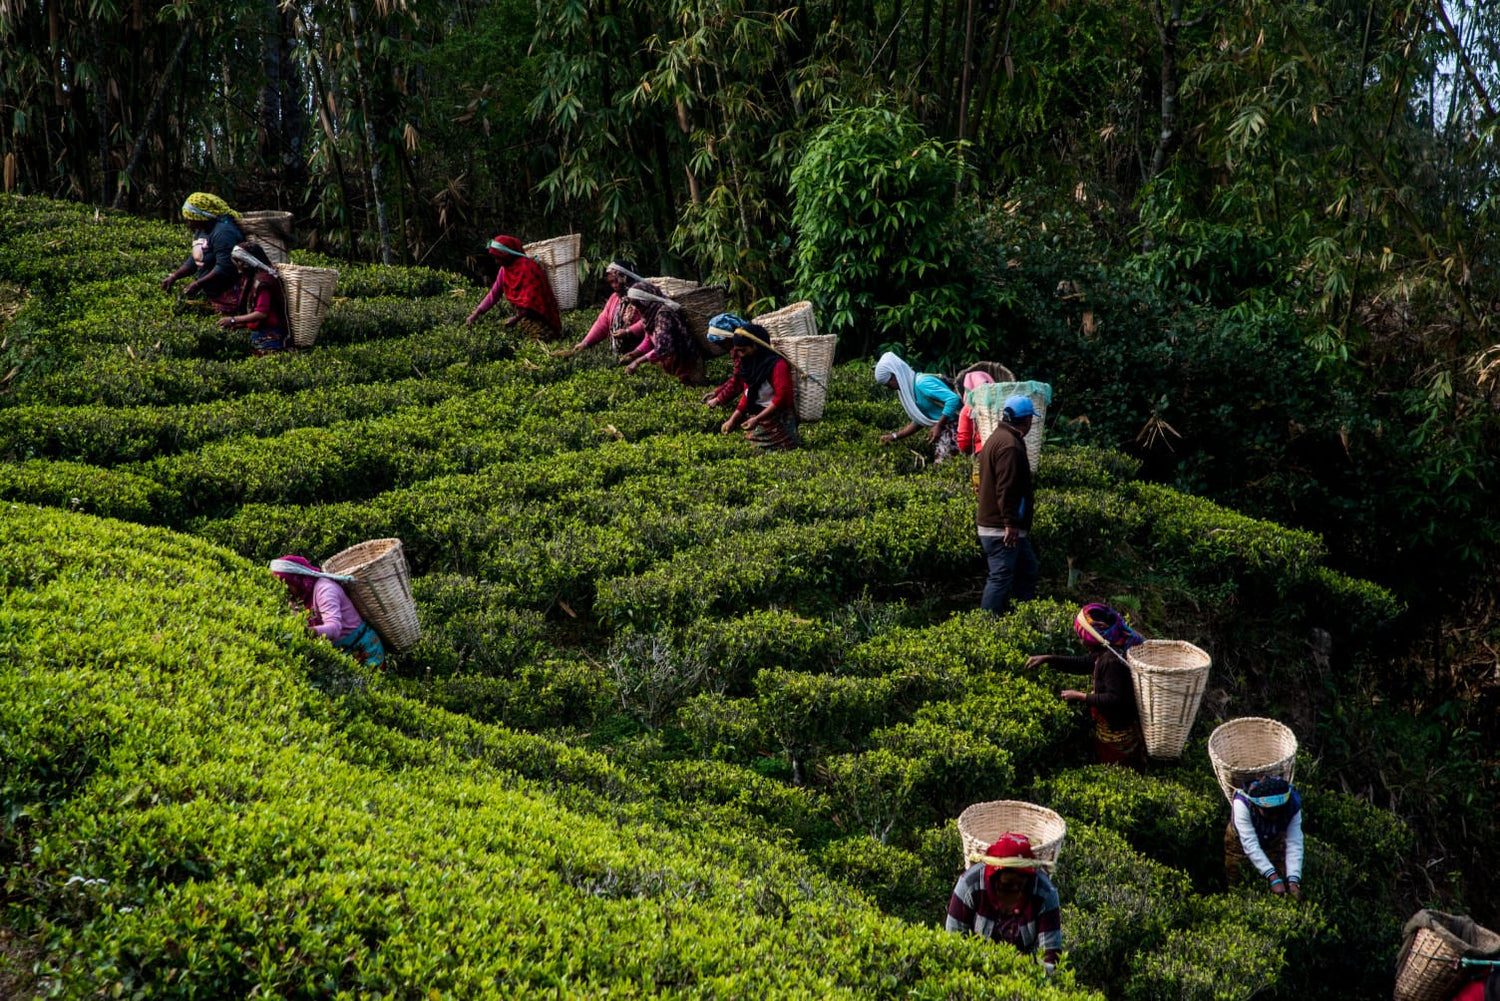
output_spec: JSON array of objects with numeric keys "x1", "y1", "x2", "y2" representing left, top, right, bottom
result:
[{"x1": 979, "y1": 534, "x2": 1038, "y2": 615}]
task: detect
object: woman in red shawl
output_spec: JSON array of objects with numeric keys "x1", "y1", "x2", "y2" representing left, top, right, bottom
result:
[{"x1": 465, "y1": 234, "x2": 562, "y2": 339}]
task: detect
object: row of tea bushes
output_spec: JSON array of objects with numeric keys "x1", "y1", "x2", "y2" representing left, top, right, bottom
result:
[{"x1": 0, "y1": 504, "x2": 1097, "y2": 1000}]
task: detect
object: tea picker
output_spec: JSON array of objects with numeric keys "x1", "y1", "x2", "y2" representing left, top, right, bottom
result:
[
  {"x1": 1224, "y1": 776, "x2": 1304, "y2": 897},
  {"x1": 945, "y1": 833, "x2": 1063, "y2": 975}
]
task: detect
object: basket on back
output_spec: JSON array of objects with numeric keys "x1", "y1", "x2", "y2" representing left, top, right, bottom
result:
[
  {"x1": 957, "y1": 800, "x2": 1067, "y2": 866},
  {"x1": 953, "y1": 361, "x2": 1016, "y2": 388},
  {"x1": 524, "y1": 234, "x2": 582, "y2": 311},
  {"x1": 968, "y1": 380, "x2": 1051, "y2": 471},
  {"x1": 275, "y1": 263, "x2": 338, "y2": 348},
  {"x1": 1394, "y1": 910, "x2": 1500, "y2": 1001},
  {"x1": 644, "y1": 277, "x2": 728, "y2": 358},
  {"x1": 758, "y1": 300, "x2": 835, "y2": 423},
  {"x1": 239, "y1": 210, "x2": 295, "y2": 264},
  {"x1": 1128, "y1": 640, "x2": 1212, "y2": 760},
  {"x1": 1207, "y1": 717, "x2": 1297, "y2": 801},
  {"x1": 322, "y1": 538, "x2": 421, "y2": 652}
]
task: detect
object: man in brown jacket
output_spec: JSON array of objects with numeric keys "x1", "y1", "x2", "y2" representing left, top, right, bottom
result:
[{"x1": 977, "y1": 395, "x2": 1037, "y2": 614}]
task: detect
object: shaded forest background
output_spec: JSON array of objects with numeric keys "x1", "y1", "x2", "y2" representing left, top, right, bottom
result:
[{"x1": 2, "y1": 0, "x2": 1497, "y2": 920}]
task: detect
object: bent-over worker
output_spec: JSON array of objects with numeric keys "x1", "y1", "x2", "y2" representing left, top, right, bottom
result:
[
  {"x1": 1225, "y1": 776, "x2": 1304, "y2": 898},
  {"x1": 270, "y1": 555, "x2": 386, "y2": 669},
  {"x1": 946, "y1": 833, "x2": 1062, "y2": 973}
]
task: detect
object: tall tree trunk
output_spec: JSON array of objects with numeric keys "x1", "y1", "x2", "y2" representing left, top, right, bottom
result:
[
  {"x1": 1146, "y1": 0, "x2": 1183, "y2": 185},
  {"x1": 346, "y1": 0, "x2": 391, "y2": 263},
  {"x1": 113, "y1": 24, "x2": 192, "y2": 209},
  {"x1": 308, "y1": 49, "x2": 357, "y2": 254},
  {"x1": 91, "y1": 21, "x2": 111, "y2": 205}
]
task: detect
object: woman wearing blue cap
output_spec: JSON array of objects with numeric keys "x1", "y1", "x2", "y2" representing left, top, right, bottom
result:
[{"x1": 1225, "y1": 776, "x2": 1304, "y2": 898}]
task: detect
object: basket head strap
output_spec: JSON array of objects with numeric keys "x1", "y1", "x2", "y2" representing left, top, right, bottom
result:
[
  {"x1": 268, "y1": 558, "x2": 355, "y2": 583},
  {"x1": 1076, "y1": 615, "x2": 1132, "y2": 666}
]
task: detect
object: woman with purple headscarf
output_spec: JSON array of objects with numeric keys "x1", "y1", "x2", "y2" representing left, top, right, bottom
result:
[
  {"x1": 1025, "y1": 603, "x2": 1146, "y2": 768},
  {"x1": 270, "y1": 555, "x2": 386, "y2": 668}
]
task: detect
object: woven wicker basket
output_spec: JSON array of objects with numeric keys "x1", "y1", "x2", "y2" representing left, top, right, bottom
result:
[
  {"x1": 755, "y1": 301, "x2": 833, "y2": 422},
  {"x1": 675, "y1": 285, "x2": 729, "y2": 357},
  {"x1": 644, "y1": 276, "x2": 700, "y2": 298},
  {"x1": 969, "y1": 381, "x2": 1050, "y2": 471},
  {"x1": 957, "y1": 800, "x2": 1067, "y2": 866},
  {"x1": 275, "y1": 263, "x2": 338, "y2": 348},
  {"x1": 322, "y1": 538, "x2": 421, "y2": 652},
  {"x1": 1128, "y1": 640, "x2": 1212, "y2": 760},
  {"x1": 757, "y1": 299, "x2": 818, "y2": 342},
  {"x1": 953, "y1": 361, "x2": 1016, "y2": 388},
  {"x1": 238, "y1": 210, "x2": 294, "y2": 264},
  {"x1": 1394, "y1": 914, "x2": 1500, "y2": 1001},
  {"x1": 524, "y1": 234, "x2": 581, "y2": 311},
  {"x1": 1207, "y1": 717, "x2": 1297, "y2": 801}
]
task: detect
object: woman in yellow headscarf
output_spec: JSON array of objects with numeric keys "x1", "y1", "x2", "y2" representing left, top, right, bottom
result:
[{"x1": 161, "y1": 192, "x2": 245, "y2": 313}]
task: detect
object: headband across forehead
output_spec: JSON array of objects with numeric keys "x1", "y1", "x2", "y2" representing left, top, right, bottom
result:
[
  {"x1": 488, "y1": 239, "x2": 532, "y2": 259},
  {"x1": 606, "y1": 261, "x2": 644, "y2": 283},
  {"x1": 231, "y1": 245, "x2": 278, "y2": 274},
  {"x1": 182, "y1": 202, "x2": 220, "y2": 221},
  {"x1": 268, "y1": 558, "x2": 354, "y2": 582},
  {"x1": 626, "y1": 286, "x2": 682, "y2": 309},
  {"x1": 977, "y1": 854, "x2": 1055, "y2": 870},
  {"x1": 1245, "y1": 790, "x2": 1291, "y2": 808}
]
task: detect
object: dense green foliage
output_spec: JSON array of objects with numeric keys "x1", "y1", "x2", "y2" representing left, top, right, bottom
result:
[{"x1": 2, "y1": 197, "x2": 1481, "y2": 998}]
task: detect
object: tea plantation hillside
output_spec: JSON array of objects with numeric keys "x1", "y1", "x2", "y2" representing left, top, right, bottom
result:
[{"x1": 0, "y1": 197, "x2": 1418, "y2": 999}]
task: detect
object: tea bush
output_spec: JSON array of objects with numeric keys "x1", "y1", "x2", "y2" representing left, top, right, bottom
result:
[{"x1": 0, "y1": 197, "x2": 1427, "y2": 1000}]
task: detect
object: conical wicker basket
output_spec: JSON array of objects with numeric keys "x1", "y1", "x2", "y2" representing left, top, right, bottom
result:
[
  {"x1": 1394, "y1": 912, "x2": 1500, "y2": 1001},
  {"x1": 953, "y1": 361, "x2": 1016, "y2": 388},
  {"x1": 1207, "y1": 717, "x2": 1297, "y2": 801},
  {"x1": 275, "y1": 263, "x2": 338, "y2": 348},
  {"x1": 322, "y1": 538, "x2": 421, "y2": 652},
  {"x1": 758, "y1": 301, "x2": 834, "y2": 422},
  {"x1": 524, "y1": 234, "x2": 581, "y2": 311},
  {"x1": 969, "y1": 381, "x2": 1050, "y2": 471},
  {"x1": 238, "y1": 210, "x2": 295, "y2": 264},
  {"x1": 957, "y1": 800, "x2": 1067, "y2": 867},
  {"x1": 676, "y1": 285, "x2": 729, "y2": 358},
  {"x1": 644, "y1": 276, "x2": 700, "y2": 298},
  {"x1": 1128, "y1": 640, "x2": 1212, "y2": 760}
]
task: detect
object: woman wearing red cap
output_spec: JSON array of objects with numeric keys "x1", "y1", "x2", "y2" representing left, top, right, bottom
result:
[
  {"x1": 466, "y1": 235, "x2": 562, "y2": 338},
  {"x1": 1025, "y1": 602, "x2": 1146, "y2": 768},
  {"x1": 946, "y1": 832, "x2": 1062, "y2": 973}
]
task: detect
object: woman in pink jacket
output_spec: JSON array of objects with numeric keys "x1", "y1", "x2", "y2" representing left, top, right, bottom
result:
[
  {"x1": 566, "y1": 259, "x2": 648, "y2": 357},
  {"x1": 270, "y1": 555, "x2": 386, "y2": 668}
]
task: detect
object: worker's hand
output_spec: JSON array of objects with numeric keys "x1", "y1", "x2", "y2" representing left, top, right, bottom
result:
[
  {"x1": 1023, "y1": 655, "x2": 1048, "y2": 670},
  {"x1": 701, "y1": 389, "x2": 718, "y2": 404},
  {"x1": 160, "y1": 275, "x2": 176, "y2": 292},
  {"x1": 742, "y1": 414, "x2": 761, "y2": 430},
  {"x1": 1002, "y1": 525, "x2": 1021, "y2": 547},
  {"x1": 1287, "y1": 879, "x2": 1301, "y2": 900},
  {"x1": 465, "y1": 313, "x2": 477, "y2": 326},
  {"x1": 1268, "y1": 876, "x2": 1287, "y2": 896},
  {"x1": 217, "y1": 316, "x2": 236, "y2": 329},
  {"x1": 927, "y1": 425, "x2": 942, "y2": 443},
  {"x1": 1042, "y1": 962, "x2": 1056, "y2": 978},
  {"x1": 1060, "y1": 689, "x2": 1087, "y2": 703},
  {"x1": 880, "y1": 432, "x2": 897, "y2": 446},
  {"x1": 626, "y1": 359, "x2": 642, "y2": 374},
  {"x1": 183, "y1": 280, "x2": 201, "y2": 297},
  {"x1": 503, "y1": 313, "x2": 520, "y2": 327}
]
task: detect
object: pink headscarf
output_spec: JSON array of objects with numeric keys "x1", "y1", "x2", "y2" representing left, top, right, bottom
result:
[
  {"x1": 963, "y1": 371, "x2": 994, "y2": 393},
  {"x1": 271, "y1": 554, "x2": 322, "y2": 609}
]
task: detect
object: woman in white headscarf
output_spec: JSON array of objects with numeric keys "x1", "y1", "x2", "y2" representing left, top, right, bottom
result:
[
  {"x1": 217, "y1": 242, "x2": 290, "y2": 355},
  {"x1": 874, "y1": 351, "x2": 962, "y2": 461}
]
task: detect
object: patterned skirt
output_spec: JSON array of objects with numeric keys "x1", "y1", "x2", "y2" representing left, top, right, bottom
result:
[
  {"x1": 1091, "y1": 707, "x2": 1145, "y2": 769},
  {"x1": 249, "y1": 324, "x2": 289, "y2": 355},
  {"x1": 745, "y1": 412, "x2": 800, "y2": 451},
  {"x1": 516, "y1": 309, "x2": 563, "y2": 341},
  {"x1": 933, "y1": 424, "x2": 960, "y2": 464},
  {"x1": 334, "y1": 621, "x2": 386, "y2": 669}
]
